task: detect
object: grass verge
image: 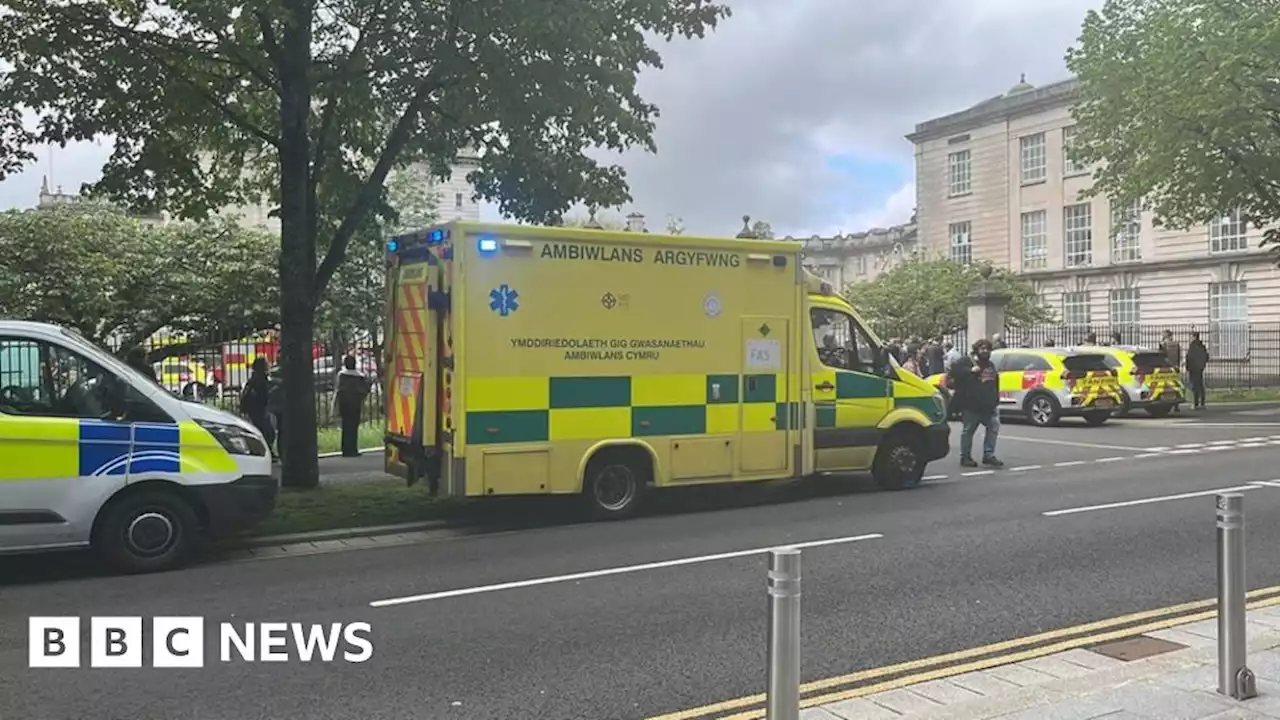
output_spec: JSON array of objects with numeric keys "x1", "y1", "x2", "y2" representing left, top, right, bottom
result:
[
  {"x1": 315, "y1": 421, "x2": 385, "y2": 454},
  {"x1": 1205, "y1": 387, "x2": 1280, "y2": 403},
  {"x1": 250, "y1": 479, "x2": 462, "y2": 537}
]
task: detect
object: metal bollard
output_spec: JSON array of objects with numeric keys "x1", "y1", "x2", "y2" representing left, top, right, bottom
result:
[
  {"x1": 1216, "y1": 492, "x2": 1257, "y2": 699},
  {"x1": 767, "y1": 548, "x2": 801, "y2": 720}
]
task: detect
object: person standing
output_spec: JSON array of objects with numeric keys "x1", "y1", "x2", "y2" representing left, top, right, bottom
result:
[
  {"x1": 942, "y1": 341, "x2": 962, "y2": 372},
  {"x1": 1186, "y1": 331, "x2": 1209, "y2": 409},
  {"x1": 240, "y1": 358, "x2": 275, "y2": 457},
  {"x1": 925, "y1": 337, "x2": 945, "y2": 376},
  {"x1": 948, "y1": 338, "x2": 1003, "y2": 468},
  {"x1": 1160, "y1": 330, "x2": 1183, "y2": 413},
  {"x1": 335, "y1": 355, "x2": 370, "y2": 457}
]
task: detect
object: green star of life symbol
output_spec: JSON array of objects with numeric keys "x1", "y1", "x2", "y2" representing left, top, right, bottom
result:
[{"x1": 759, "y1": 323, "x2": 771, "y2": 337}]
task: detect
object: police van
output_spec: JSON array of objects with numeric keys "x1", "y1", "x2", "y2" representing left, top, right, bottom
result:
[
  {"x1": 0, "y1": 321, "x2": 276, "y2": 573},
  {"x1": 382, "y1": 222, "x2": 950, "y2": 519}
]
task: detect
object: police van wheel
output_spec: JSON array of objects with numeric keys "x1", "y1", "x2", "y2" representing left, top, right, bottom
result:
[
  {"x1": 582, "y1": 449, "x2": 649, "y2": 520},
  {"x1": 94, "y1": 490, "x2": 199, "y2": 574},
  {"x1": 1146, "y1": 404, "x2": 1173, "y2": 418},
  {"x1": 872, "y1": 430, "x2": 925, "y2": 491},
  {"x1": 1024, "y1": 393, "x2": 1061, "y2": 427},
  {"x1": 1083, "y1": 411, "x2": 1110, "y2": 426}
]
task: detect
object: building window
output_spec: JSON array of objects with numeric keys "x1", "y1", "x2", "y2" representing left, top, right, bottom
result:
[
  {"x1": 1062, "y1": 126, "x2": 1084, "y2": 175},
  {"x1": 1020, "y1": 133, "x2": 1046, "y2": 183},
  {"x1": 1210, "y1": 209, "x2": 1249, "y2": 253},
  {"x1": 948, "y1": 221, "x2": 972, "y2": 265},
  {"x1": 853, "y1": 255, "x2": 866, "y2": 275},
  {"x1": 1064, "y1": 203, "x2": 1093, "y2": 268},
  {"x1": 1209, "y1": 281, "x2": 1249, "y2": 359},
  {"x1": 1063, "y1": 291, "x2": 1091, "y2": 327},
  {"x1": 1020, "y1": 210, "x2": 1047, "y2": 270},
  {"x1": 1109, "y1": 288, "x2": 1140, "y2": 326},
  {"x1": 1111, "y1": 200, "x2": 1142, "y2": 263},
  {"x1": 947, "y1": 150, "x2": 971, "y2": 196},
  {"x1": 455, "y1": 192, "x2": 464, "y2": 209}
]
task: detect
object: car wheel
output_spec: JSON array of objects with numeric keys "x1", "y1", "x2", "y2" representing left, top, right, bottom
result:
[
  {"x1": 1117, "y1": 393, "x2": 1132, "y2": 417},
  {"x1": 1146, "y1": 404, "x2": 1173, "y2": 418},
  {"x1": 582, "y1": 448, "x2": 649, "y2": 520},
  {"x1": 93, "y1": 489, "x2": 200, "y2": 574},
  {"x1": 872, "y1": 428, "x2": 925, "y2": 490},
  {"x1": 1024, "y1": 393, "x2": 1061, "y2": 427},
  {"x1": 1083, "y1": 411, "x2": 1110, "y2": 426}
]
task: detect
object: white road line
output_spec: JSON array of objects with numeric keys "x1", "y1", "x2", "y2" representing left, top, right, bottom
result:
[
  {"x1": 1010, "y1": 465, "x2": 1041, "y2": 472},
  {"x1": 1240, "y1": 442, "x2": 1267, "y2": 448},
  {"x1": 961, "y1": 470, "x2": 994, "y2": 477},
  {"x1": 1210, "y1": 440, "x2": 1241, "y2": 445},
  {"x1": 367, "y1": 533, "x2": 884, "y2": 608},
  {"x1": 924, "y1": 474, "x2": 948, "y2": 481},
  {"x1": 1133, "y1": 453, "x2": 1162, "y2": 459},
  {"x1": 1204, "y1": 446, "x2": 1231, "y2": 452},
  {"x1": 1000, "y1": 436, "x2": 1148, "y2": 452},
  {"x1": 1055, "y1": 461, "x2": 1086, "y2": 467},
  {"x1": 1095, "y1": 456, "x2": 1126, "y2": 463},
  {"x1": 1241, "y1": 437, "x2": 1268, "y2": 442},
  {"x1": 1250, "y1": 481, "x2": 1280, "y2": 488},
  {"x1": 1146, "y1": 446, "x2": 1171, "y2": 452},
  {"x1": 1167, "y1": 448, "x2": 1201, "y2": 455},
  {"x1": 1042, "y1": 485, "x2": 1261, "y2": 517},
  {"x1": 1176, "y1": 443, "x2": 1205, "y2": 449}
]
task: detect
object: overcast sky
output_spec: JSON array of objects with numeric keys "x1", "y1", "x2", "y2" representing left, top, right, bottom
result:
[{"x1": 0, "y1": 0, "x2": 1100, "y2": 238}]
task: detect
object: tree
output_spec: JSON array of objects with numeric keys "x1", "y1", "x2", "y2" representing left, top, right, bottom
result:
[
  {"x1": 665, "y1": 215, "x2": 685, "y2": 235},
  {"x1": 848, "y1": 258, "x2": 1053, "y2": 339},
  {"x1": 0, "y1": 0, "x2": 729, "y2": 487},
  {"x1": 1065, "y1": 0, "x2": 1280, "y2": 252},
  {"x1": 751, "y1": 220, "x2": 774, "y2": 239},
  {"x1": 562, "y1": 209, "x2": 627, "y2": 230},
  {"x1": 0, "y1": 205, "x2": 278, "y2": 349}
]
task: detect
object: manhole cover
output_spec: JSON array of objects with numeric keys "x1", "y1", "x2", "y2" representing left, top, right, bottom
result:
[{"x1": 1089, "y1": 635, "x2": 1187, "y2": 662}]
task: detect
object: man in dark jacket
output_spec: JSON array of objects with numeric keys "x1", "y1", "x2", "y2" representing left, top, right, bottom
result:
[
  {"x1": 335, "y1": 355, "x2": 370, "y2": 457},
  {"x1": 947, "y1": 338, "x2": 1003, "y2": 468},
  {"x1": 1186, "y1": 331, "x2": 1209, "y2": 409},
  {"x1": 240, "y1": 358, "x2": 275, "y2": 457}
]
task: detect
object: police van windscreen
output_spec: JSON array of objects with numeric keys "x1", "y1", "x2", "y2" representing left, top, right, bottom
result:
[
  {"x1": 1061, "y1": 354, "x2": 1111, "y2": 372},
  {"x1": 1130, "y1": 351, "x2": 1173, "y2": 370}
]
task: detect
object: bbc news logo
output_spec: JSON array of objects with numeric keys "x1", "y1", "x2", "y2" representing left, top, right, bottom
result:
[{"x1": 29, "y1": 617, "x2": 374, "y2": 668}]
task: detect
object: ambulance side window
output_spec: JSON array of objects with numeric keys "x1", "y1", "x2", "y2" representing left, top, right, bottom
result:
[
  {"x1": 0, "y1": 337, "x2": 123, "y2": 419},
  {"x1": 810, "y1": 309, "x2": 879, "y2": 373}
]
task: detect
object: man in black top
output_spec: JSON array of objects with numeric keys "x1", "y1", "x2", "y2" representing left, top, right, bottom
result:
[
  {"x1": 1186, "y1": 331, "x2": 1209, "y2": 409},
  {"x1": 948, "y1": 338, "x2": 1003, "y2": 468}
]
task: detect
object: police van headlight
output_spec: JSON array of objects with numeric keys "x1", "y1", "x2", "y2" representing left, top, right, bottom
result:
[{"x1": 197, "y1": 420, "x2": 267, "y2": 456}]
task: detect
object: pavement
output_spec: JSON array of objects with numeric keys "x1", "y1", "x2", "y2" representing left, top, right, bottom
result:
[{"x1": 6, "y1": 404, "x2": 1280, "y2": 719}]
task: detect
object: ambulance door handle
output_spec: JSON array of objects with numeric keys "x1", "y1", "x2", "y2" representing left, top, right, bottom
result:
[{"x1": 815, "y1": 381, "x2": 834, "y2": 391}]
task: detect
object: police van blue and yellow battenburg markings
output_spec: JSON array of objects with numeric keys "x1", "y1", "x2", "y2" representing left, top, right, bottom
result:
[
  {"x1": 4, "y1": 419, "x2": 240, "y2": 482},
  {"x1": 383, "y1": 221, "x2": 949, "y2": 513}
]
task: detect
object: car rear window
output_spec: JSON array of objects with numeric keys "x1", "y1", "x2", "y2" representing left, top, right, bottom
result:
[
  {"x1": 1062, "y1": 354, "x2": 1111, "y2": 372},
  {"x1": 1130, "y1": 352, "x2": 1172, "y2": 369}
]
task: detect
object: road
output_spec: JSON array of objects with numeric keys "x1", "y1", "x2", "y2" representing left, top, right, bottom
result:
[{"x1": 4, "y1": 404, "x2": 1280, "y2": 720}]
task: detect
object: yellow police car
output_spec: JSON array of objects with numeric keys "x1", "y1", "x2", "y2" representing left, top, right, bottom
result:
[
  {"x1": 928, "y1": 347, "x2": 1124, "y2": 427},
  {"x1": 0, "y1": 321, "x2": 276, "y2": 573},
  {"x1": 1080, "y1": 345, "x2": 1184, "y2": 417}
]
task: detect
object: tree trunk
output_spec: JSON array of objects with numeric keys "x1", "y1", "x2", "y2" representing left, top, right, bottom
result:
[{"x1": 276, "y1": 0, "x2": 319, "y2": 489}]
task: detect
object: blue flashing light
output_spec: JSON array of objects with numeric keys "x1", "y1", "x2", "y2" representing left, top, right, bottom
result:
[
  {"x1": 477, "y1": 236, "x2": 499, "y2": 254},
  {"x1": 429, "y1": 228, "x2": 446, "y2": 244},
  {"x1": 386, "y1": 239, "x2": 399, "y2": 253}
]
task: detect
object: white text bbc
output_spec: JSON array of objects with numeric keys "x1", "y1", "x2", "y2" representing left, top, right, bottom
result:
[{"x1": 29, "y1": 617, "x2": 374, "y2": 668}]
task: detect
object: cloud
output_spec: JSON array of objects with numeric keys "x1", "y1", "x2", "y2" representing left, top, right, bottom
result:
[{"x1": 0, "y1": 0, "x2": 1102, "y2": 237}]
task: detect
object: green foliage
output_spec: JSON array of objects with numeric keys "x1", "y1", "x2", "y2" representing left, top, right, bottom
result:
[
  {"x1": 1065, "y1": 0, "x2": 1280, "y2": 252},
  {"x1": 750, "y1": 220, "x2": 774, "y2": 239},
  {"x1": 0, "y1": 205, "x2": 278, "y2": 348},
  {"x1": 847, "y1": 258, "x2": 1054, "y2": 339},
  {"x1": 0, "y1": 0, "x2": 729, "y2": 486}
]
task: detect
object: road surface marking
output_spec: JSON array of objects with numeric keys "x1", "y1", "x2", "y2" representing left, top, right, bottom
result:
[
  {"x1": 1167, "y1": 448, "x2": 1200, "y2": 455},
  {"x1": 368, "y1": 533, "x2": 884, "y2": 608},
  {"x1": 923, "y1": 474, "x2": 948, "y2": 481},
  {"x1": 1132, "y1": 452, "x2": 1161, "y2": 458},
  {"x1": 1145, "y1": 446, "x2": 1171, "y2": 451},
  {"x1": 1240, "y1": 442, "x2": 1267, "y2": 448},
  {"x1": 650, "y1": 589, "x2": 1280, "y2": 720},
  {"x1": 1010, "y1": 465, "x2": 1041, "y2": 472},
  {"x1": 1000, "y1": 436, "x2": 1147, "y2": 452},
  {"x1": 1241, "y1": 437, "x2": 1268, "y2": 442},
  {"x1": 1054, "y1": 460, "x2": 1086, "y2": 467},
  {"x1": 1250, "y1": 481, "x2": 1280, "y2": 488},
  {"x1": 961, "y1": 470, "x2": 994, "y2": 476},
  {"x1": 1175, "y1": 443, "x2": 1204, "y2": 448},
  {"x1": 1095, "y1": 456, "x2": 1126, "y2": 463},
  {"x1": 1204, "y1": 446, "x2": 1231, "y2": 452},
  {"x1": 1041, "y1": 484, "x2": 1261, "y2": 517},
  {"x1": 1210, "y1": 439, "x2": 1241, "y2": 445}
]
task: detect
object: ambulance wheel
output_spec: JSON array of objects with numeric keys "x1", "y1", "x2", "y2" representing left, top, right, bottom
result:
[
  {"x1": 1024, "y1": 393, "x2": 1061, "y2": 427},
  {"x1": 582, "y1": 448, "x2": 649, "y2": 520},
  {"x1": 1083, "y1": 411, "x2": 1110, "y2": 426},
  {"x1": 872, "y1": 428, "x2": 925, "y2": 491},
  {"x1": 93, "y1": 488, "x2": 199, "y2": 574}
]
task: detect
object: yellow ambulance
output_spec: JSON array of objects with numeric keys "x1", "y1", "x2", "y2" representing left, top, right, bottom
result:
[{"x1": 383, "y1": 222, "x2": 950, "y2": 518}]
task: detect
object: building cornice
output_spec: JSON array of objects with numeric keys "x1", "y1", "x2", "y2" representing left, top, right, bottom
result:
[
  {"x1": 906, "y1": 78, "x2": 1080, "y2": 145},
  {"x1": 1021, "y1": 250, "x2": 1276, "y2": 281},
  {"x1": 787, "y1": 223, "x2": 918, "y2": 254}
]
